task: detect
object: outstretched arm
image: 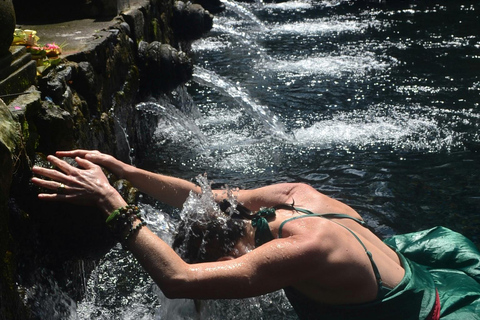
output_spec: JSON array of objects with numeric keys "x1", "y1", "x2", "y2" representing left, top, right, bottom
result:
[
  {"x1": 127, "y1": 222, "x2": 323, "y2": 299},
  {"x1": 55, "y1": 150, "x2": 202, "y2": 208},
  {"x1": 54, "y1": 150, "x2": 359, "y2": 216},
  {"x1": 53, "y1": 150, "x2": 297, "y2": 210}
]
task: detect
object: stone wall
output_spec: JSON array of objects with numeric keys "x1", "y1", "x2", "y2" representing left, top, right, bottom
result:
[{"x1": 0, "y1": 0, "x2": 213, "y2": 318}]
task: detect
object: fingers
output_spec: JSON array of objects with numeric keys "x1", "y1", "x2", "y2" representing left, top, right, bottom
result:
[
  {"x1": 32, "y1": 164, "x2": 69, "y2": 183},
  {"x1": 31, "y1": 176, "x2": 58, "y2": 190},
  {"x1": 37, "y1": 192, "x2": 78, "y2": 203},
  {"x1": 31, "y1": 177, "x2": 73, "y2": 203},
  {"x1": 57, "y1": 149, "x2": 108, "y2": 166},
  {"x1": 55, "y1": 149, "x2": 98, "y2": 158},
  {"x1": 31, "y1": 175, "x2": 71, "y2": 191},
  {"x1": 32, "y1": 155, "x2": 84, "y2": 192},
  {"x1": 32, "y1": 151, "x2": 126, "y2": 210},
  {"x1": 37, "y1": 192, "x2": 67, "y2": 201},
  {"x1": 45, "y1": 155, "x2": 79, "y2": 176},
  {"x1": 74, "y1": 156, "x2": 98, "y2": 170}
]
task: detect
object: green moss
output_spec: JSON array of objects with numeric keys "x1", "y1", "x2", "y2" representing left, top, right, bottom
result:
[
  {"x1": 21, "y1": 117, "x2": 40, "y2": 151},
  {"x1": 21, "y1": 119, "x2": 30, "y2": 144},
  {"x1": 151, "y1": 18, "x2": 159, "y2": 40}
]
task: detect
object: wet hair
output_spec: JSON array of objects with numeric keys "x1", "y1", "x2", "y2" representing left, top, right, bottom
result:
[{"x1": 172, "y1": 200, "x2": 253, "y2": 263}]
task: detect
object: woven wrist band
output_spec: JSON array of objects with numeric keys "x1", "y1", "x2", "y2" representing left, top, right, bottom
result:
[{"x1": 106, "y1": 205, "x2": 146, "y2": 248}]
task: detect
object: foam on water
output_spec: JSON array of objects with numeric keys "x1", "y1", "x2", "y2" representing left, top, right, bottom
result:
[
  {"x1": 292, "y1": 104, "x2": 467, "y2": 152},
  {"x1": 272, "y1": 18, "x2": 375, "y2": 35},
  {"x1": 260, "y1": 53, "x2": 389, "y2": 78},
  {"x1": 263, "y1": 0, "x2": 313, "y2": 11},
  {"x1": 192, "y1": 36, "x2": 231, "y2": 52}
]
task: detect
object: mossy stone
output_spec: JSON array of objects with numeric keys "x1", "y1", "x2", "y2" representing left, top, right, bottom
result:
[{"x1": 0, "y1": 99, "x2": 26, "y2": 320}]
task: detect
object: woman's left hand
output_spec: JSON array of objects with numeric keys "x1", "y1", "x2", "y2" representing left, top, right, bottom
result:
[{"x1": 31, "y1": 155, "x2": 127, "y2": 216}]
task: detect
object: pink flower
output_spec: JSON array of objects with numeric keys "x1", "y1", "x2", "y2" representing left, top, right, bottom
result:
[{"x1": 44, "y1": 43, "x2": 62, "y2": 57}]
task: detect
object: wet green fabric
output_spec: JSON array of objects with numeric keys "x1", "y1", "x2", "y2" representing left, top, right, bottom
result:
[
  {"x1": 251, "y1": 207, "x2": 276, "y2": 247},
  {"x1": 384, "y1": 226, "x2": 480, "y2": 319}
]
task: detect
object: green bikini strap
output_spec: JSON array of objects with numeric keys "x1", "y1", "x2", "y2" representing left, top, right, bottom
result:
[
  {"x1": 277, "y1": 209, "x2": 383, "y2": 292},
  {"x1": 329, "y1": 220, "x2": 384, "y2": 293},
  {"x1": 278, "y1": 214, "x2": 325, "y2": 238},
  {"x1": 252, "y1": 207, "x2": 276, "y2": 247}
]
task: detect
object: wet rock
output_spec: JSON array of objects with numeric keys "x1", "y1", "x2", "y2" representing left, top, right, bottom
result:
[
  {"x1": 138, "y1": 41, "x2": 193, "y2": 93},
  {"x1": 122, "y1": 7, "x2": 146, "y2": 44},
  {"x1": 0, "y1": 47, "x2": 37, "y2": 105},
  {"x1": 118, "y1": 21, "x2": 132, "y2": 36},
  {"x1": 8, "y1": 87, "x2": 41, "y2": 162},
  {"x1": 0, "y1": 99, "x2": 27, "y2": 320},
  {"x1": 173, "y1": 1, "x2": 213, "y2": 42},
  {"x1": 37, "y1": 65, "x2": 75, "y2": 112},
  {"x1": 0, "y1": 101, "x2": 20, "y2": 155},
  {"x1": 72, "y1": 61, "x2": 98, "y2": 116},
  {"x1": 26, "y1": 99, "x2": 75, "y2": 156}
]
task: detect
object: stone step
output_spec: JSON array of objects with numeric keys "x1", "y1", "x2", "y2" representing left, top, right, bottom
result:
[
  {"x1": 0, "y1": 46, "x2": 32, "y2": 81},
  {"x1": 0, "y1": 58, "x2": 37, "y2": 104}
]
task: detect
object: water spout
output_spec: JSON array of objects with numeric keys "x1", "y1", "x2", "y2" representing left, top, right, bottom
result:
[{"x1": 193, "y1": 66, "x2": 291, "y2": 141}]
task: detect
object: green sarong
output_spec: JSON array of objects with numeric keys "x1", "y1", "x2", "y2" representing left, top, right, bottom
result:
[{"x1": 385, "y1": 226, "x2": 480, "y2": 319}]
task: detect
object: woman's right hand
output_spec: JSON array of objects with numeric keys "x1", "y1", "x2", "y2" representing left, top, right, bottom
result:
[{"x1": 55, "y1": 150, "x2": 127, "y2": 179}]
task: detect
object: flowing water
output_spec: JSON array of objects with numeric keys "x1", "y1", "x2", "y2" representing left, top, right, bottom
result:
[{"x1": 27, "y1": 0, "x2": 480, "y2": 318}]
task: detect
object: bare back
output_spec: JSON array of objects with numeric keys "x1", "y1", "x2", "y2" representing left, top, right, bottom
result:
[{"x1": 231, "y1": 182, "x2": 405, "y2": 304}]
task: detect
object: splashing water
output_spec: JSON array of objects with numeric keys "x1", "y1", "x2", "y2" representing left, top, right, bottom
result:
[
  {"x1": 73, "y1": 175, "x2": 296, "y2": 319},
  {"x1": 173, "y1": 174, "x2": 245, "y2": 263}
]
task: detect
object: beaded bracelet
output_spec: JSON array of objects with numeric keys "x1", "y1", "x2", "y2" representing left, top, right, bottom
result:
[{"x1": 106, "y1": 205, "x2": 147, "y2": 248}]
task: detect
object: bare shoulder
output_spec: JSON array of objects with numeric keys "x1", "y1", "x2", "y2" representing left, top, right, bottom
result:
[{"x1": 233, "y1": 182, "x2": 360, "y2": 219}]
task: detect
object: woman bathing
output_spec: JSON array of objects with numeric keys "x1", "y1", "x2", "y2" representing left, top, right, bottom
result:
[{"x1": 31, "y1": 150, "x2": 480, "y2": 319}]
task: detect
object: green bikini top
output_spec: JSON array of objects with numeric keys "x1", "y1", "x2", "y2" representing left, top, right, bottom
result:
[
  {"x1": 252, "y1": 205, "x2": 387, "y2": 299},
  {"x1": 251, "y1": 207, "x2": 276, "y2": 247},
  {"x1": 252, "y1": 205, "x2": 368, "y2": 245}
]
